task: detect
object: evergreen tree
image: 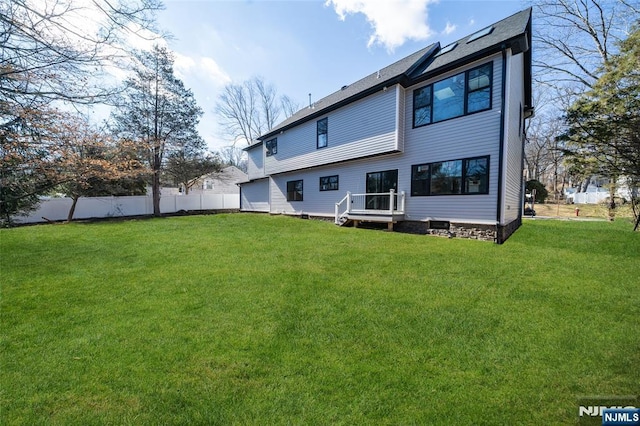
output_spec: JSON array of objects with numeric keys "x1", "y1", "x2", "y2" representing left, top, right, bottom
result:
[
  {"x1": 562, "y1": 26, "x2": 640, "y2": 228},
  {"x1": 111, "y1": 45, "x2": 204, "y2": 216}
]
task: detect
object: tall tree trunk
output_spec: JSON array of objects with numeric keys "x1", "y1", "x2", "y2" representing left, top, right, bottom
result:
[
  {"x1": 608, "y1": 179, "x2": 617, "y2": 221},
  {"x1": 67, "y1": 195, "x2": 79, "y2": 223},
  {"x1": 152, "y1": 148, "x2": 161, "y2": 217}
]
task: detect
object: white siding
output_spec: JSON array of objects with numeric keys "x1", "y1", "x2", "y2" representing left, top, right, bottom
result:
[
  {"x1": 269, "y1": 157, "x2": 400, "y2": 217},
  {"x1": 503, "y1": 51, "x2": 525, "y2": 224},
  {"x1": 264, "y1": 86, "x2": 400, "y2": 175},
  {"x1": 240, "y1": 179, "x2": 269, "y2": 212},
  {"x1": 246, "y1": 145, "x2": 264, "y2": 180}
]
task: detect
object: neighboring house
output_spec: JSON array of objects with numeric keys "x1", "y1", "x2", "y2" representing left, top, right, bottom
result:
[
  {"x1": 189, "y1": 166, "x2": 247, "y2": 195},
  {"x1": 239, "y1": 9, "x2": 533, "y2": 243},
  {"x1": 165, "y1": 166, "x2": 247, "y2": 195}
]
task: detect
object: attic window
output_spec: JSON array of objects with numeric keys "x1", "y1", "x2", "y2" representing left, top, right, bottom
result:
[
  {"x1": 437, "y1": 42, "x2": 457, "y2": 56},
  {"x1": 467, "y1": 26, "x2": 493, "y2": 43}
]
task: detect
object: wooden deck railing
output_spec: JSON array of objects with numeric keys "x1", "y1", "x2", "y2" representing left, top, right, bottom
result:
[{"x1": 335, "y1": 190, "x2": 405, "y2": 224}]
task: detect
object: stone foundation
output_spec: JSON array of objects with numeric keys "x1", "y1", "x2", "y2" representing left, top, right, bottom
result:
[{"x1": 395, "y1": 219, "x2": 521, "y2": 243}]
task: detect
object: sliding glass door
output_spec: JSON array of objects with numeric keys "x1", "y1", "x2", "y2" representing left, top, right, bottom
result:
[{"x1": 366, "y1": 169, "x2": 398, "y2": 210}]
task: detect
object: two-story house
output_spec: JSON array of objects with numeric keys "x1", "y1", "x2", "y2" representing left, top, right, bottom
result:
[{"x1": 239, "y1": 8, "x2": 533, "y2": 243}]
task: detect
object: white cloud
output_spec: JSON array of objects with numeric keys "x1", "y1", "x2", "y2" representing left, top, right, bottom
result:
[
  {"x1": 173, "y1": 53, "x2": 231, "y2": 88},
  {"x1": 326, "y1": 0, "x2": 437, "y2": 52},
  {"x1": 200, "y1": 57, "x2": 232, "y2": 86},
  {"x1": 443, "y1": 21, "x2": 456, "y2": 35}
]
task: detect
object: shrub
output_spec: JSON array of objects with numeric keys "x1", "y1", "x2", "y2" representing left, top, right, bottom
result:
[{"x1": 526, "y1": 179, "x2": 549, "y2": 203}]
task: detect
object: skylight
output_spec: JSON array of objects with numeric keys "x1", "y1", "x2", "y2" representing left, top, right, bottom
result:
[
  {"x1": 437, "y1": 42, "x2": 457, "y2": 56},
  {"x1": 467, "y1": 26, "x2": 493, "y2": 43}
]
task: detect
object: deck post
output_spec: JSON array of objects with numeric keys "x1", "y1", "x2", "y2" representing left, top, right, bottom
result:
[
  {"x1": 400, "y1": 191, "x2": 405, "y2": 213},
  {"x1": 346, "y1": 191, "x2": 352, "y2": 214},
  {"x1": 334, "y1": 202, "x2": 339, "y2": 224},
  {"x1": 389, "y1": 189, "x2": 395, "y2": 214}
]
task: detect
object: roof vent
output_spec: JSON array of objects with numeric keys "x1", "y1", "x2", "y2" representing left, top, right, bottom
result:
[
  {"x1": 376, "y1": 70, "x2": 380, "y2": 78},
  {"x1": 467, "y1": 26, "x2": 493, "y2": 43},
  {"x1": 341, "y1": 85, "x2": 348, "y2": 90}
]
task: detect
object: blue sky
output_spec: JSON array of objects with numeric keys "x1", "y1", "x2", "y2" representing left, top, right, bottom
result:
[{"x1": 155, "y1": 0, "x2": 528, "y2": 150}]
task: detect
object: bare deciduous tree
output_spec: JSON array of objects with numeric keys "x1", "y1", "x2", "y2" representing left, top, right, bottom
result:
[
  {"x1": 215, "y1": 76, "x2": 300, "y2": 146},
  {"x1": 217, "y1": 145, "x2": 247, "y2": 172},
  {"x1": 526, "y1": 0, "x2": 639, "y2": 203},
  {"x1": 1, "y1": 0, "x2": 162, "y2": 222},
  {"x1": 533, "y1": 0, "x2": 638, "y2": 95},
  {"x1": 1, "y1": 0, "x2": 163, "y2": 108}
]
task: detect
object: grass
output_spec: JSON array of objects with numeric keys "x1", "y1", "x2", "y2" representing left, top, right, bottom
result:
[
  {"x1": 533, "y1": 201, "x2": 634, "y2": 219},
  {"x1": 1, "y1": 214, "x2": 638, "y2": 425}
]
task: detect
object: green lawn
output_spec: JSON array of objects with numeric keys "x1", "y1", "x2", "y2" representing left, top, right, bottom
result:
[{"x1": 1, "y1": 214, "x2": 638, "y2": 425}]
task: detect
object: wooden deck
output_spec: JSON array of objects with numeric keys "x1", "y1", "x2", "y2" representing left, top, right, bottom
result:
[{"x1": 339, "y1": 211, "x2": 405, "y2": 230}]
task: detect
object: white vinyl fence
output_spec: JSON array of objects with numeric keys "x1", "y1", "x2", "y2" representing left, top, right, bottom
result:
[
  {"x1": 571, "y1": 191, "x2": 610, "y2": 204},
  {"x1": 14, "y1": 194, "x2": 240, "y2": 224}
]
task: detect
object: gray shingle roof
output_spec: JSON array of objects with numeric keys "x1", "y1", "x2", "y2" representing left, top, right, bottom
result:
[{"x1": 259, "y1": 8, "x2": 531, "y2": 141}]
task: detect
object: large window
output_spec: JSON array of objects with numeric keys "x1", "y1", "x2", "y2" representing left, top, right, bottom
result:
[
  {"x1": 319, "y1": 175, "x2": 338, "y2": 191},
  {"x1": 265, "y1": 138, "x2": 277, "y2": 156},
  {"x1": 413, "y1": 87, "x2": 432, "y2": 127},
  {"x1": 433, "y1": 74, "x2": 465, "y2": 122},
  {"x1": 287, "y1": 180, "x2": 303, "y2": 201},
  {"x1": 467, "y1": 64, "x2": 492, "y2": 113},
  {"x1": 431, "y1": 160, "x2": 462, "y2": 195},
  {"x1": 464, "y1": 157, "x2": 489, "y2": 193},
  {"x1": 317, "y1": 118, "x2": 328, "y2": 149},
  {"x1": 411, "y1": 156, "x2": 489, "y2": 196},
  {"x1": 413, "y1": 62, "x2": 493, "y2": 127}
]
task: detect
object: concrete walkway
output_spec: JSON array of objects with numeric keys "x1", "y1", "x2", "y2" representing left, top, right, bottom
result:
[{"x1": 524, "y1": 216, "x2": 608, "y2": 222}]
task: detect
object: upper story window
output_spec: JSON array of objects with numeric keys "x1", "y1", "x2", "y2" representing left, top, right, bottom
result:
[
  {"x1": 411, "y1": 156, "x2": 489, "y2": 196},
  {"x1": 413, "y1": 62, "x2": 493, "y2": 127},
  {"x1": 413, "y1": 86, "x2": 432, "y2": 127},
  {"x1": 467, "y1": 63, "x2": 492, "y2": 113},
  {"x1": 265, "y1": 138, "x2": 277, "y2": 156},
  {"x1": 317, "y1": 118, "x2": 328, "y2": 149}
]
